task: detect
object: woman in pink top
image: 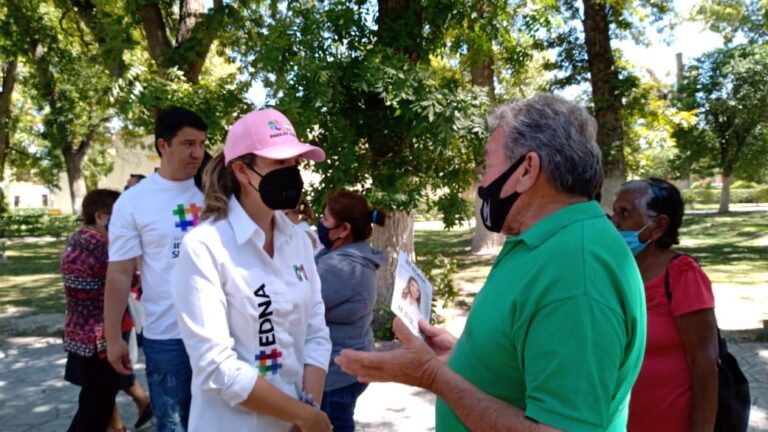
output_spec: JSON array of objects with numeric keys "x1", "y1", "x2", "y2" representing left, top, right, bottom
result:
[{"x1": 612, "y1": 178, "x2": 719, "y2": 431}]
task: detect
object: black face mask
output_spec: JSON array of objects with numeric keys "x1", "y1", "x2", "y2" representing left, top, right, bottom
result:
[
  {"x1": 316, "y1": 221, "x2": 340, "y2": 250},
  {"x1": 477, "y1": 155, "x2": 526, "y2": 233},
  {"x1": 246, "y1": 164, "x2": 304, "y2": 210}
]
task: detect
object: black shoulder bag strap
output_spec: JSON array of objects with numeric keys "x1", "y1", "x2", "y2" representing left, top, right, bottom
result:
[{"x1": 663, "y1": 253, "x2": 687, "y2": 304}]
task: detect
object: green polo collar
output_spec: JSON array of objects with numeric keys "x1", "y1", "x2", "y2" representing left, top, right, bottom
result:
[{"x1": 507, "y1": 200, "x2": 607, "y2": 248}]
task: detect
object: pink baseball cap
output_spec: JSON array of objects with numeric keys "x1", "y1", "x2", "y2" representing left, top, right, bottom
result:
[{"x1": 224, "y1": 108, "x2": 325, "y2": 164}]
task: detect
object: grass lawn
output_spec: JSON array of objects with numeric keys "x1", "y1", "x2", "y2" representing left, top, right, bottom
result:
[
  {"x1": 1, "y1": 210, "x2": 765, "y2": 328},
  {"x1": 0, "y1": 239, "x2": 66, "y2": 314},
  {"x1": 415, "y1": 211, "x2": 768, "y2": 331}
]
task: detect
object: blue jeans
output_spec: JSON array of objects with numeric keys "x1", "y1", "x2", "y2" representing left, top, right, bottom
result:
[
  {"x1": 143, "y1": 337, "x2": 192, "y2": 432},
  {"x1": 321, "y1": 382, "x2": 369, "y2": 432}
]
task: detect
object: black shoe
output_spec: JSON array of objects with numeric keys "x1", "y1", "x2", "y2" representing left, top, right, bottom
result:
[{"x1": 134, "y1": 404, "x2": 153, "y2": 429}]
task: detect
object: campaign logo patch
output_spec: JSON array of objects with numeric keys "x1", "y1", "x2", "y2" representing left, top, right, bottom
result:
[
  {"x1": 256, "y1": 349, "x2": 283, "y2": 377},
  {"x1": 268, "y1": 120, "x2": 282, "y2": 131},
  {"x1": 294, "y1": 264, "x2": 308, "y2": 282},
  {"x1": 172, "y1": 203, "x2": 201, "y2": 233}
]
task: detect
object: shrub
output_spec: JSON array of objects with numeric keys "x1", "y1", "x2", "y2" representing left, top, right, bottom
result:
[
  {"x1": 682, "y1": 186, "x2": 768, "y2": 205},
  {"x1": 731, "y1": 180, "x2": 758, "y2": 189},
  {"x1": 0, "y1": 209, "x2": 77, "y2": 238},
  {"x1": 690, "y1": 179, "x2": 714, "y2": 190}
]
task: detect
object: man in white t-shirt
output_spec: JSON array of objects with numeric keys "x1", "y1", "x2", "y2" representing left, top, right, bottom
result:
[{"x1": 104, "y1": 107, "x2": 207, "y2": 432}]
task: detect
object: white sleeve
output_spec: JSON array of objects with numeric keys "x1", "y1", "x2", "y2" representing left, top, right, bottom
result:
[
  {"x1": 173, "y1": 233, "x2": 258, "y2": 407},
  {"x1": 302, "y1": 256, "x2": 332, "y2": 371},
  {"x1": 108, "y1": 194, "x2": 142, "y2": 261}
]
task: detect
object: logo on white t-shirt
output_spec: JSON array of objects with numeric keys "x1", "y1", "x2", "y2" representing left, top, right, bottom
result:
[
  {"x1": 172, "y1": 203, "x2": 202, "y2": 232},
  {"x1": 171, "y1": 202, "x2": 201, "y2": 258}
]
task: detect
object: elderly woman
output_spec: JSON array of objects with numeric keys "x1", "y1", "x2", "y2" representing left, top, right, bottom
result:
[
  {"x1": 612, "y1": 178, "x2": 719, "y2": 431},
  {"x1": 62, "y1": 189, "x2": 123, "y2": 431}
]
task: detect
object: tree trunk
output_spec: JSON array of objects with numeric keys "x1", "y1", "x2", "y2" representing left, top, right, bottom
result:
[
  {"x1": 467, "y1": 0, "x2": 502, "y2": 253},
  {"x1": 470, "y1": 181, "x2": 505, "y2": 254},
  {"x1": 177, "y1": 0, "x2": 209, "y2": 82},
  {"x1": 62, "y1": 145, "x2": 88, "y2": 214},
  {"x1": 0, "y1": 59, "x2": 18, "y2": 182},
  {"x1": 600, "y1": 167, "x2": 624, "y2": 211},
  {"x1": 178, "y1": 0, "x2": 206, "y2": 42},
  {"x1": 582, "y1": 0, "x2": 626, "y2": 201},
  {"x1": 718, "y1": 173, "x2": 733, "y2": 214},
  {"x1": 137, "y1": 2, "x2": 173, "y2": 79},
  {"x1": 370, "y1": 210, "x2": 415, "y2": 331}
]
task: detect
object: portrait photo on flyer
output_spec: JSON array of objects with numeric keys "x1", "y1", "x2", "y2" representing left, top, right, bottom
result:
[{"x1": 390, "y1": 250, "x2": 433, "y2": 337}]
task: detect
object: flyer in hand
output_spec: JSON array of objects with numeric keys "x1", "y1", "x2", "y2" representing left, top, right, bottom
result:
[{"x1": 390, "y1": 250, "x2": 433, "y2": 337}]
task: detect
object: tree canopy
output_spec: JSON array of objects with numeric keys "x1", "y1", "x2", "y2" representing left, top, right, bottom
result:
[{"x1": 674, "y1": 43, "x2": 768, "y2": 212}]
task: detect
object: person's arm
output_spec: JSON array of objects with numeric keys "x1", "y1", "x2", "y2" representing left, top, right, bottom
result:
[
  {"x1": 335, "y1": 318, "x2": 560, "y2": 432},
  {"x1": 302, "y1": 260, "x2": 331, "y2": 403},
  {"x1": 432, "y1": 365, "x2": 560, "y2": 432},
  {"x1": 104, "y1": 194, "x2": 141, "y2": 374},
  {"x1": 302, "y1": 365, "x2": 326, "y2": 406},
  {"x1": 675, "y1": 309, "x2": 719, "y2": 432},
  {"x1": 104, "y1": 258, "x2": 136, "y2": 374},
  {"x1": 239, "y1": 378, "x2": 331, "y2": 431}
]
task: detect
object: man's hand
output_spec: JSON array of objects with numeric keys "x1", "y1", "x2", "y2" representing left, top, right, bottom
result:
[
  {"x1": 419, "y1": 320, "x2": 457, "y2": 363},
  {"x1": 106, "y1": 338, "x2": 133, "y2": 375},
  {"x1": 292, "y1": 406, "x2": 332, "y2": 432},
  {"x1": 335, "y1": 317, "x2": 443, "y2": 390},
  {"x1": 104, "y1": 259, "x2": 136, "y2": 375}
]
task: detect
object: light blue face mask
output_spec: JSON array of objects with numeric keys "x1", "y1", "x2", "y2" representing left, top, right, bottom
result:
[{"x1": 619, "y1": 222, "x2": 651, "y2": 256}]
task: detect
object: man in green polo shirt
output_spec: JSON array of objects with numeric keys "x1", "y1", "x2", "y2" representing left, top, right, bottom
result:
[{"x1": 336, "y1": 94, "x2": 646, "y2": 431}]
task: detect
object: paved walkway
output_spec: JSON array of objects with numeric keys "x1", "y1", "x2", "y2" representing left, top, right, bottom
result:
[{"x1": 0, "y1": 336, "x2": 766, "y2": 431}]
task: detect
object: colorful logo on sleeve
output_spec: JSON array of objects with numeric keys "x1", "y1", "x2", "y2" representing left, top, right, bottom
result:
[
  {"x1": 172, "y1": 203, "x2": 201, "y2": 233},
  {"x1": 293, "y1": 264, "x2": 308, "y2": 282},
  {"x1": 256, "y1": 349, "x2": 283, "y2": 377}
]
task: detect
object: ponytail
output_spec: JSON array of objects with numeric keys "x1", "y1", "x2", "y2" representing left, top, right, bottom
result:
[
  {"x1": 201, "y1": 152, "x2": 255, "y2": 221},
  {"x1": 370, "y1": 208, "x2": 386, "y2": 227}
]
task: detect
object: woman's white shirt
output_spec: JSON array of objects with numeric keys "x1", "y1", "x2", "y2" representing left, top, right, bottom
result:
[{"x1": 172, "y1": 196, "x2": 331, "y2": 432}]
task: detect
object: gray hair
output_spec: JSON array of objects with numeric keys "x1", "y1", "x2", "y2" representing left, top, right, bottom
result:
[
  {"x1": 488, "y1": 94, "x2": 603, "y2": 198},
  {"x1": 618, "y1": 180, "x2": 657, "y2": 219}
]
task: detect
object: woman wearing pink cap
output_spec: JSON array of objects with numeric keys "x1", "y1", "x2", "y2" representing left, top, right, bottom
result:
[{"x1": 172, "y1": 108, "x2": 332, "y2": 432}]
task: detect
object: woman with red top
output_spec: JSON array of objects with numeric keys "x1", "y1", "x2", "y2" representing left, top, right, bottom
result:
[
  {"x1": 612, "y1": 178, "x2": 719, "y2": 432},
  {"x1": 62, "y1": 189, "x2": 151, "y2": 432}
]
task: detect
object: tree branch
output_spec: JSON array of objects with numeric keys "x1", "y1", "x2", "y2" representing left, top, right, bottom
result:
[
  {"x1": 174, "y1": 0, "x2": 225, "y2": 83},
  {"x1": 137, "y1": 0, "x2": 173, "y2": 77},
  {"x1": 64, "y1": 0, "x2": 127, "y2": 77}
]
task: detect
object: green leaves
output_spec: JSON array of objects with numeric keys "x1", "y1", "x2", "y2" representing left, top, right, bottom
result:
[
  {"x1": 239, "y1": 1, "x2": 492, "y2": 225},
  {"x1": 674, "y1": 43, "x2": 768, "y2": 181}
]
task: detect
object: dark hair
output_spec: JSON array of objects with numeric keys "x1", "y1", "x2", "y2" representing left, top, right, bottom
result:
[
  {"x1": 154, "y1": 106, "x2": 208, "y2": 156},
  {"x1": 130, "y1": 174, "x2": 146, "y2": 181},
  {"x1": 644, "y1": 178, "x2": 684, "y2": 249},
  {"x1": 81, "y1": 189, "x2": 120, "y2": 225},
  {"x1": 326, "y1": 190, "x2": 386, "y2": 242},
  {"x1": 194, "y1": 150, "x2": 214, "y2": 192}
]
